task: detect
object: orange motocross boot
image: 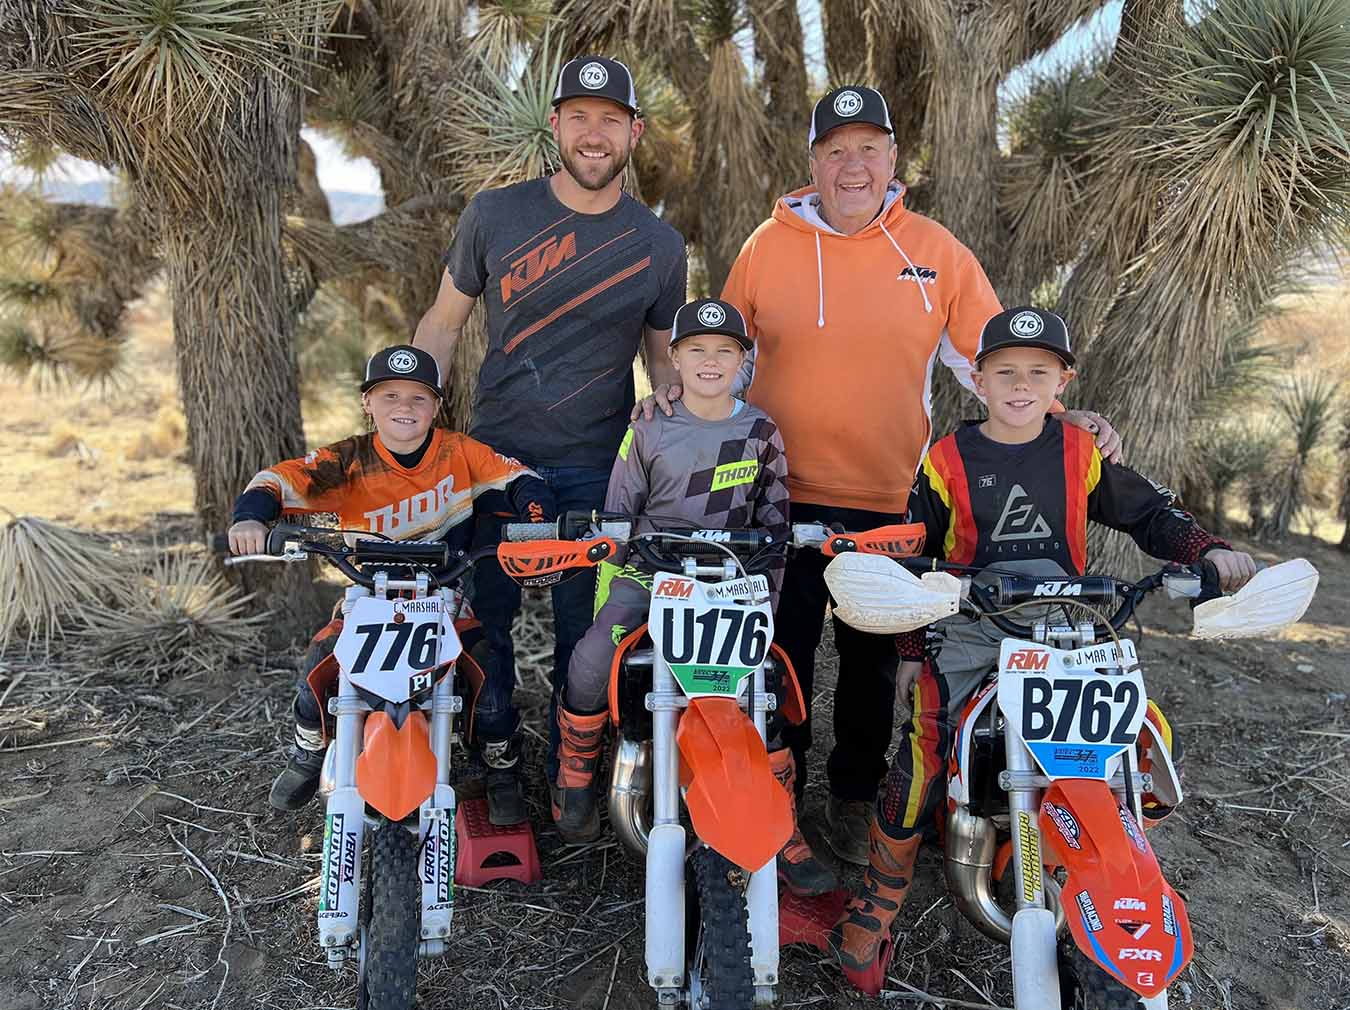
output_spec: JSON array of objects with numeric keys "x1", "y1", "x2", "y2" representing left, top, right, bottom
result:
[
  {"x1": 831, "y1": 820, "x2": 921, "y2": 995},
  {"x1": 552, "y1": 706, "x2": 609, "y2": 843},
  {"x1": 769, "y1": 747, "x2": 839, "y2": 896}
]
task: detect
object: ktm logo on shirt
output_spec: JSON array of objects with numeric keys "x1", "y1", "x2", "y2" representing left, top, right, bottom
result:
[
  {"x1": 501, "y1": 233, "x2": 578, "y2": 303},
  {"x1": 897, "y1": 265, "x2": 938, "y2": 285}
]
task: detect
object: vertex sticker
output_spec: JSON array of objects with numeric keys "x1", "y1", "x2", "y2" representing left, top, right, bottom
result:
[{"x1": 1017, "y1": 811, "x2": 1043, "y2": 902}]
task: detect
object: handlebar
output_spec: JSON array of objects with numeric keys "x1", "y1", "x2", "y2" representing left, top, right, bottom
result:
[
  {"x1": 898, "y1": 556, "x2": 1223, "y2": 640},
  {"x1": 214, "y1": 522, "x2": 492, "y2": 590}
]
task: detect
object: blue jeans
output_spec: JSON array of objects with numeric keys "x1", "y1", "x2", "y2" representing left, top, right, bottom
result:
[{"x1": 469, "y1": 464, "x2": 610, "y2": 771}]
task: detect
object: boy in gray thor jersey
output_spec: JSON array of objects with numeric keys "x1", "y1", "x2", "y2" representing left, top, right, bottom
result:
[{"x1": 551, "y1": 299, "x2": 838, "y2": 898}]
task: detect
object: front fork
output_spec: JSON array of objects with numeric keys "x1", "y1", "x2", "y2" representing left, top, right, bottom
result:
[
  {"x1": 645, "y1": 660, "x2": 778, "y2": 1005},
  {"x1": 1005, "y1": 734, "x2": 1061, "y2": 1010},
  {"x1": 317, "y1": 587, "x2": 460, "y2": 965}
]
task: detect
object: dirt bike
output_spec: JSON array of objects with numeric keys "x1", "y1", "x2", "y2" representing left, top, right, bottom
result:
[
  {"x1": 823, "y1": 551, "x2": 1319, "y2": 1009},
  {"x1": 496, "y1": 511, "x2": 924, "y2": 1009},
  {"x1": 225, "y1": 522, "x2": 496, "y2": 1010}
]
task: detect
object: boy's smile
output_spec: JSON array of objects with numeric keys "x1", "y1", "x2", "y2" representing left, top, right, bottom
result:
[
  {"x1": 670, "y1": 334, "x2": 745, "y2": 407},
  {"x1": 972, "y1": 346, "x2": 1074, "y2": 444},
  {"x1": 362, "y1": 379, "x2": 440, "y2": 454}
]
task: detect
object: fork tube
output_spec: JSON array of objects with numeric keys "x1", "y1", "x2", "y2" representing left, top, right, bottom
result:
[
  {"x1": 430, "y1": 672, "x2": 455, "y2": 786},
  {"x1": 652, "y1": 660, "x2": 679, "y2": 826},
  {"x1": 1004, "y1": 734, "x2": 1046, "y2": 911}
]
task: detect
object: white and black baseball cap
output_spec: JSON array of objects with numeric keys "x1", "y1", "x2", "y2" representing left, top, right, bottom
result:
[
  {"x1": 808, "y1": 86, "x2": 893, "y2": 148},
  {"x1": 361, "y1": 345, "x2": 444, "y2": 397},
  {"x1": 670, "y1": 298, "x2": 752, "y2": 350},
  {"x1": 553, "y1": 56, "x2": 639, "y2": 116},
  {"x1": 975, "y1": 307, "x2": 1076, "y2": 367}
]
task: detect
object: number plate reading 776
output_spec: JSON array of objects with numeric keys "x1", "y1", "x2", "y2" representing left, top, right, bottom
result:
[
  {"x1": 996, "y1": 639, "x2": 1147, "y2": 780},
  {"x1": 333, "y1": 596, "x2": 461, "y2": 704}
]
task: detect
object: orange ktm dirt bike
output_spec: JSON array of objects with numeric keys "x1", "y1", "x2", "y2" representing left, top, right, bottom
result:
[
  {"x1": 224, "y1": 522, "x2": 499, "y2": 1010},
  {"x1": 497, "y1": 511, "x2": 925, "y2": 1010},
  {"x1": 823, "y1": 551, "x2": 1319, "y2": 1009}
]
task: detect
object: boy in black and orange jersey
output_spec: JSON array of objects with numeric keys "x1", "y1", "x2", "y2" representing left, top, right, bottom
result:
[
  {"x1": 831, "y1": 307, "x2": 1257, "y2": 985},
  {"x1": 228, "y1": 345, "x2": 554, "y2": 820}
]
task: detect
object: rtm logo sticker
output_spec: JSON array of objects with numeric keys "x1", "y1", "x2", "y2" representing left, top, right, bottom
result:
[
  {"x1": 1119, "y1": 948, "x2": 1163, "y2": 962},
  {"x1": 1033, "y1": 581, "x2": 1083, "y2": 597},
  {"x1": 1017, "y1": 811, "x2": 1042, "y2": 902},
  {"x1": 654, "y1": 579, "x2": 694, "y2": 599},
  {"x1": 1006, "y1": 649, "x2": 1050, "y2": 671}
]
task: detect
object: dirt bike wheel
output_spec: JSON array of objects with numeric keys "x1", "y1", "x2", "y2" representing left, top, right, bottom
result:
[
  {"x1": 356, "y1": 821, "x2": 420, "y2": 1010},
  {"x1": 1061, "y1": 945, "x2": 1143, "y2": 1010},
  {"x1": 687, "y1": 847, "x2": 755, "y2": 1010}
]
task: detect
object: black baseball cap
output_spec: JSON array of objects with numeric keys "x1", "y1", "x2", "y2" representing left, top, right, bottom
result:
[
  {"x1": 670, "y1": 298, "x2": 752, "y2": 350},
  {"x1": 808, "y1": 86, "x2": 893, "y2": 148},
  {"x1": 553, "y1": 56, "x2": 639, "y2": 116},
  {"x1": 975, "y1": 307, "x2": 1076, "y2": 367},
  {"x1": 360, "y1": 345, "x2": 444, "y2": 397}
]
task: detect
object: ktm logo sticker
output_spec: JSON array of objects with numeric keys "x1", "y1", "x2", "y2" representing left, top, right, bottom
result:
[{"x1": 501, "y1": 232, "x2": 578, "y2": 303}]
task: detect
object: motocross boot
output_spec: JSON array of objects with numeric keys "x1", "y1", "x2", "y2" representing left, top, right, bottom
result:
[
  {"x1": 268, "y1": 736, "x2": 325, "y2": 812},
  {"x1": 552, "y1": 706, "x2": 608, "y2": 843},
  {"x1": 830, "y1": 821, "x2": 922, "y2": 995},
  {"x1": 482, "y1": 734, "x2": 528, "y2": 826},
  {"x1": 769, "y1": 747, "x2": 838, "y2": 897}
]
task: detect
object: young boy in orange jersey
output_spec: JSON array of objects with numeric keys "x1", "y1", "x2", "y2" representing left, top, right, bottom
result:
[
  {"x1": 228, "y1": 345, "x2": 554, "y2": 820},
  {"x1": 830, "y1": 308, "x2": 1257, "y2": 989}
]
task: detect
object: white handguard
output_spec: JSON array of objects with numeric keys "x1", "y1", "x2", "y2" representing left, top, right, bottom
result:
[
  {"x1": 824, "y1": 552, "x2": 962, "y2": 634},
  {"x1": 1192, "y1": 558, "x2": 1319, "y2": 639}
]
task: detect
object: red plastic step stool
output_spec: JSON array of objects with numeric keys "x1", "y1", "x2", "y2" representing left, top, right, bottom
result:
[
  {"x1": 454, "y1": 797, "x2": 542, "y2": 887},
  {"x1": 779, "y1": 887, "x2": 893, "y2": 995}
]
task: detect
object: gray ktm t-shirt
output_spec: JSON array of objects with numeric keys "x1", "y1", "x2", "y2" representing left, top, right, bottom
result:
[{"x1": 444, "y1": 178, "x2": 687, "y2": 469}]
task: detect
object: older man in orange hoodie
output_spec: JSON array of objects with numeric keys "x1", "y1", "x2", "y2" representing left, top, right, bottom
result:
[{"x1": 644, "y1": 86, "x2": 1121, "y2": 874}]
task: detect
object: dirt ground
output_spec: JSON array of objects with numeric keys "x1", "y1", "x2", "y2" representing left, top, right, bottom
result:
[{"x1": 2, "y1": 303, "x2": 1348, "y2": 1010}]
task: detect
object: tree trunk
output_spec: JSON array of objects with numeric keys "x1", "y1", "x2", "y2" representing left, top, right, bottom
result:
[
  {"x1": 866, "y1": 7, "x2": 928, "y2": 159},
  {"x1": 746, "y1": 0, "x2": 811, "y2": 199},
  {"x1": 822, "y1": 0, "x2": 870, "y2": 82}
]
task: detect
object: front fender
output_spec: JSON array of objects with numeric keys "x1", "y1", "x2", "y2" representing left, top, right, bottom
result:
[
  {"x1": 676, "y1": 697, "x2": 791, "y2": 872},
  {"x1": 356, "y1": 710, "x2": 437, "y2": 822},
  {"x1": 1041, "y1": 779, "x2": 1192, "y2": 999}
]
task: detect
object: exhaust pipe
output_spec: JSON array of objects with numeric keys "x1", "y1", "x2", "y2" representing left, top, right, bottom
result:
[
  {"x1": 608, "y1": 732, "x2": 653, "y2": 857},
  {"x1": 945, "y1": 807, "x2": 1064, "y2": 943}
]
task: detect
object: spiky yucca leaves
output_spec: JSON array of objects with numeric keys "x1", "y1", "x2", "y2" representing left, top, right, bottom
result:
[
  {"x1": 469, "y1": 0, "x2": 554, "y2": 71},
  {"x1": 1192, "y1": 416, "x2": 1282, "y2": 534},
  {"x1": 1260, "y1": 372, "x2": 1341, "y2": 538},
  {"x1": 76, "y1": 548, "x2": 267, "y2": 677},
  {"x1": 440, "y1": 32, "x2": 562, "y2": 195},
  {"x1": 999, "y1": 65, "x2": 1106, "y2": 303},
  {"x1": 1077, "y1": 0, "x2": 1350, "y2": 496},
  {"x1": 0, "y1": 516, "x2": 142, "y2": 654}
]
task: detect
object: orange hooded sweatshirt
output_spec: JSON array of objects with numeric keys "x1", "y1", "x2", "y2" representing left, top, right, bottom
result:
[{"x1": 721, "y1": 182, "x2": 1002, "y2": 514}]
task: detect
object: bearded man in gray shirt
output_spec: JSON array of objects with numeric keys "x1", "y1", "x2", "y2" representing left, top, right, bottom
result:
[{"x1": 414, "y1": 56, "x2": 687, "y2": 825}]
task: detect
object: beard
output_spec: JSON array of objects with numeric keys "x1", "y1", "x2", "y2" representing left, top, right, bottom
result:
[{"x1": 559, "y1": 139, "x2": 632, "y2": 192}]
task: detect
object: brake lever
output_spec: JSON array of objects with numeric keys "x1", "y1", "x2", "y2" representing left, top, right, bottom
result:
[{"x1": 224, "y1": 549, "x2": 309, "y2": 566}]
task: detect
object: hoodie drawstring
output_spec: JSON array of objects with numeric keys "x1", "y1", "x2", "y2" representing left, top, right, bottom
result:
[
  {"x1": 879, "y1": 220, "x2": 933, "y2": 314},
  {"x1": 814, "y1": 232, "x2": 825, "y2": 328}
]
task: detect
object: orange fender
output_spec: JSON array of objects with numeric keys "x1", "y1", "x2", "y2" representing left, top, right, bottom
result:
[
  {"x1": 356, "y1": 710, "x2": 437, "y2": 822},
  {"x1": 1040, "y1": 778, "x2": 1193, "y2": 999},
  {"x1": 676, "y1": 697, "x2": 792, "y2": 872},
  {"x1": 306, "y1": 652, "x2": 341, "y2": 745}
]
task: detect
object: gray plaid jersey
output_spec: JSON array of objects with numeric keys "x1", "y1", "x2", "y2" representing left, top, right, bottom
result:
[{"x1": 605, "y1": 401, "x2": 790, "y2": 606}]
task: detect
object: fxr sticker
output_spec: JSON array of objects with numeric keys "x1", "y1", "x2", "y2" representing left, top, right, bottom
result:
[{"x1": 1017, "y1": 811, "x2": 1043, "y2": 902}]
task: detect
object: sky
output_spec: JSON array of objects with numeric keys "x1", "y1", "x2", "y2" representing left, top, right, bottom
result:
[{"x1": 0, "y1": 4, "x2": 1122, "y2": 200}]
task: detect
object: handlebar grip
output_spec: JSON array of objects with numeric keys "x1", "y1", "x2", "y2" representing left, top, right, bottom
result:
[
  {"x1": 265, "y1": 523, "x2": 303, "y2": 555},
  {"x1": 1192, "y1": 557, "x2": 1223, "y2": 605},
  {"x1": 504, "y1": 522, "x2": 560, "y2": 542}
]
